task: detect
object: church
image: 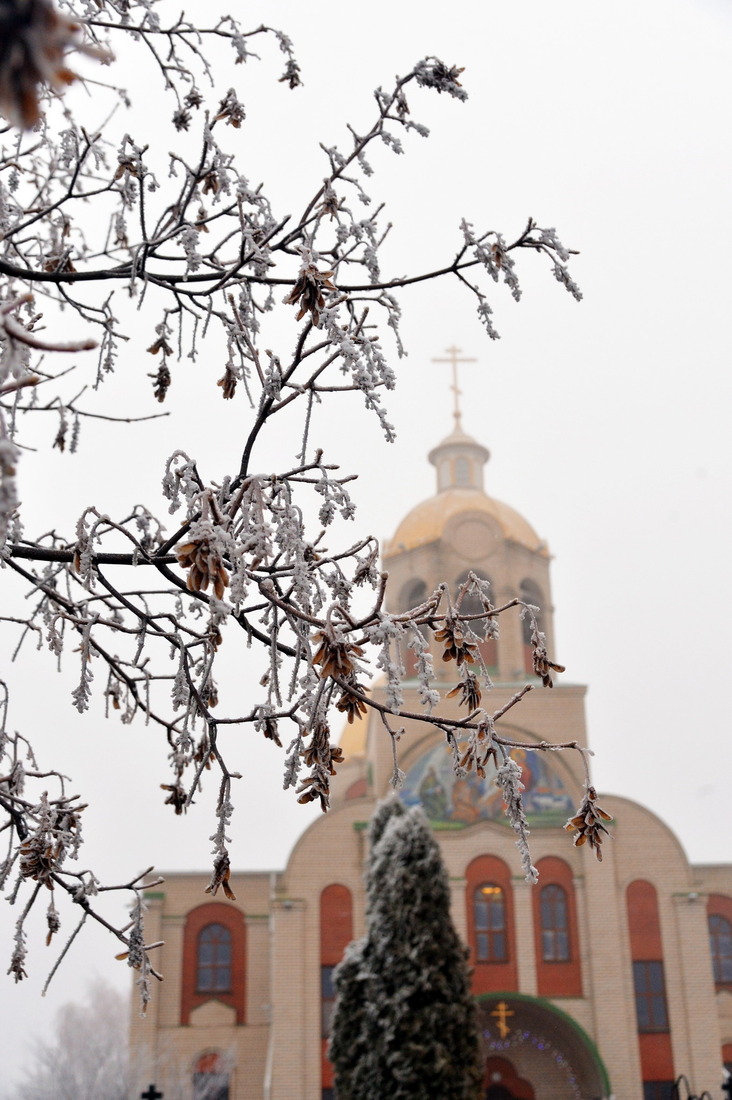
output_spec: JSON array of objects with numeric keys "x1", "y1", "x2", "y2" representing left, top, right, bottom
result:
[{"x1": 129, "y1": 396, "x2": 732, "y2": 1100}]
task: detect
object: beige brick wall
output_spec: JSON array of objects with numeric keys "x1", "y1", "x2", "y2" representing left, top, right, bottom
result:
[{"x1": 129, "y1": 770, "x2": 732, "y2": 1100}]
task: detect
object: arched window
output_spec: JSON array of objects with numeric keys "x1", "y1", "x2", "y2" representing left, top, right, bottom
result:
[
  {"x1": 532, "y1": 857, "x2": 582, "y2": 996},
  {"x1": 197, "y1": 923, "x2": 232, "y2": 993},
  {"x1": 709, "y1": 914, "x2": 732, "y2": 984},
  {"x1": 474, "y1": 884, "x2": 507, "y2": 962},
  {"x1": 400, "y1": 578, "x2": 428, "y2": 613},
  {"x1": 540, "y1": 884, "x2": 570, "y2": 961},
  {"x1": 626, "y1": 877, "x2": 673, "y2": 1098},
  {"x1": 193, "y1": 1052, "x2": 229, "y2": 1100},
  {"x1": 181, "y1": 903, "x2": 246, "y2": 1025},
  {"x1": 454, "y1": 455, "x2": 471, "y2": 486},
  {"x1": 466, "y1": 855, "x2": 516, "y2": 992},
  {"x1": 321, "y1": 885, "x2": 354, "y2": 1094}
]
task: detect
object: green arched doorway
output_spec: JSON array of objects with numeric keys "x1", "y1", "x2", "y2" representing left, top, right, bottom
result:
[{"x1": 476, "y1": 993, "x2": 611, "y2": 1100}]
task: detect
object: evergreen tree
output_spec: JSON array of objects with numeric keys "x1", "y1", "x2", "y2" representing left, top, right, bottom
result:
[{"x1": 330, "y1": 798, "x2": 482, "y2": 1100}]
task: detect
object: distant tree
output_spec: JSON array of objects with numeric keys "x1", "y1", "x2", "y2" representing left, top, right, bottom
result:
[
  {"x1": 330, "y1": 798, "x2": 482, "y2": 1100},
  {"x1": 9, "y1": 980, "x2": 129, "y2": 1100}
]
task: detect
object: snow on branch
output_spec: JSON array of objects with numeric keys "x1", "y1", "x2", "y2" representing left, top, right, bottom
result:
[{"x1": 0, "y1": 0, "x2": 584, "y2": 1000}]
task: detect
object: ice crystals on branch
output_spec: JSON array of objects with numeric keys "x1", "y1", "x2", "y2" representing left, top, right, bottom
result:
[
  {"x1": 496, "y1": 757, "x2": 538, "y2": 884},
  {"x1": 214, "y1": 88, "x2": 246, "y2": 128},
  {"x1": 459, "y1": 217, "x2": 582, "y2": 338},
  {"x1": 116, "y1": 893, "x2": 160, "y2": 1014},
  {"x1": 45, "y1": 895, "x2": 60, "y2": 945},
  {"x1": 525, "y1": 614, "x2": 566, "y2": 687},
  {"x1": 8, "y1": 920, "x2": 28, "y2": 982},
  {"x1": 0, "y1": 15, "x2": 585, "y2": 996},
  {"x1": 278, "y1": 58, "x2": 301, "y2": 90},
  {"x1": 0, "y1": 429, "x2": 19, "y2": 547},
  {"x1": 204, "y1": 776, "x2": 239, "y2": 899},
  {"x1": 368, "y1": 615, "x2": 405, "y2": 713},
  {"x1": 455, "y1": 717, "x2": 497, "y2": 779},
  {"x1": 296, "y1": 720, "x2": 344, "y2": 811},
  {"x1": 70, "y1": 618, "x2": 95, "y2": 714},
  {"x1": 414, "y1": 57, "x2": 468, "y2": 102},
  {"x1": 19, "y1": 791, "x2": 84, "y2": 887}
]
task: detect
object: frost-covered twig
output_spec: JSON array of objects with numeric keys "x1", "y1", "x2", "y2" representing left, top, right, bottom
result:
[{"x1": 0, "y1": 1, "x2": 583, "y2": 995}]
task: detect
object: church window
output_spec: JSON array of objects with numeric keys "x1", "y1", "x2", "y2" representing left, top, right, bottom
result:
[
  {"x1": 320, "y1": 885, "x2": 353, "y2": 1091},
  {"x1": 540, "y1": 884, "x2": 570, "y2": 962},
  {"x1": 192, "y1": 1053, "x2": 229, "y2": 1100},
  {"x1": 533, "y1": 858, "x2": 582, "y2": 996},
  {"x1": 455, "y1": 455, "x2": 471, "y2": 485},
  {"x1": 632, "y1": 961, "x2": 669, "y2": 1032},
  {"x1": 400, "y1": 578, "x2": 428, "y2": 613},
  {"x1": 321, "y1": 964, "x2": 336, "y2": 1038},
  {"x1": 642, "y1": 1084, "x2": 675, "y2": 1100},
  {"x1": 474, "y1": 884, "x2": 507, "y2": 962},
  {"x1": 181, "y1": 903, "x2": 246, "y2": 1025},
  {"x1": 709, "y1": 914, "x2": 732, "y2": 984},
  {"x1": 196, "y1": 923, "x2": 232, "y2": 993},
  {"x1": 466, "y1": 855, "x2": 517, "y2": 992}
]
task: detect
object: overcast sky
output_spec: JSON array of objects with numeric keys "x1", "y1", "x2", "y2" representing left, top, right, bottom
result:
[{"x1": 2, "y1": 0, "x2": 732, "y2": 1090}]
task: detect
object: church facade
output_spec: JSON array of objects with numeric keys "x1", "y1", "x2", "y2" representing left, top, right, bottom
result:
[{"x1": 129, "y1": 419, "x2": 732, "y2": 1100}]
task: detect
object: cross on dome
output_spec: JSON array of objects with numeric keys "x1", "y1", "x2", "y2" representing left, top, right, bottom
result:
[{"x1": 431, "y1": 345, "x2": 477, "y2": 429}]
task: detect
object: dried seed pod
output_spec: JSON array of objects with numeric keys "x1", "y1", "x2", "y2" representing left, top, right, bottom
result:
[
  {"x1": 311, "y1": 631, "x2": 364, "y2": 680},
  {"x1": 335, "y1": 681, "x2": 369, "y2": 724},
  {"x1": 284, "y1": 260, "x2": 336, "y2": 326},
  {"x1": 446, "y1": 670, "x2": 482, "y2": 710},
  {"x1": 565, "y1": 786, "x2": 613, "y2": 861},
  {"x1": 176, "y1": 532, "x2": 230, "y2": 599},
  {"x1": 434, "y1": 620, "x2": 479, "y2": 667}
]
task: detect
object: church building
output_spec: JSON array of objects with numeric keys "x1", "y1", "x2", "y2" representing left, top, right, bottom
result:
[{"x1": 129, "y1": 402, "x2": 732, "y2": 1100}]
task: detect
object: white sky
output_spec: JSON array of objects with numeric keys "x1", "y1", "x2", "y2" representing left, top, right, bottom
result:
[{"x1": 2, "y1": 0, "x2": 732, "y2": 1090}]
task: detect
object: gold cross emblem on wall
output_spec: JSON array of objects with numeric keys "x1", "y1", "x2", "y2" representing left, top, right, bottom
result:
[{"x1": 490, "y1": 1001, "x2": 515, "y2": 1039}]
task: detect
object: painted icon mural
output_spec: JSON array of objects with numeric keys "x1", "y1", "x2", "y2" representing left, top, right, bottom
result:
[{"x1": 400, "y1": 741, "x2": 574, "y2": 827}]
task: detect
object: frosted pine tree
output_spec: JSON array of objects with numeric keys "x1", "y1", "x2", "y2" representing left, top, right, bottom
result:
[{"x1": 330, "y1": 798, "x2": 482, "y2": 1100}]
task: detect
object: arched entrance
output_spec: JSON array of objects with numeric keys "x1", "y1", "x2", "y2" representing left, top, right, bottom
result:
[
  {"x1": 477, "y1": 993, "x2": 611, "y2": 1100},
  {"x1": 485, "y1": 1054, "x2": 535, "y2": 1099}
]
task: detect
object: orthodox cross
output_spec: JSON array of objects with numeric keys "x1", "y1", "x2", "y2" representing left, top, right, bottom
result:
[
  {"x1": 141, "y1": 1086, "x2": 164, "y2": 1100},
  {"x1": 490, "y1": 1000, "x2": 514, "y2": 1039},
  {"x1": 431, "y1": 345, "x2": 477, "y2": 429}
]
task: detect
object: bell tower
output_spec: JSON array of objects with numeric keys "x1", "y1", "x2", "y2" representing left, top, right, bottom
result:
[{"x1": 383, "y1": 419, "x2": 555, "y2": 685}]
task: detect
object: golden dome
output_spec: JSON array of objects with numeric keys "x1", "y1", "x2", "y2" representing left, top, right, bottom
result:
[{"x1": 383, "y1": 487, "x2": 547, "y2": 558}]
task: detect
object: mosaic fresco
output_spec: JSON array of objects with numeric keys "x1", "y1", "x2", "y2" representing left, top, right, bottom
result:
[{"x1": 399, "y1": 740, "x2": 574, "y2": 827}]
